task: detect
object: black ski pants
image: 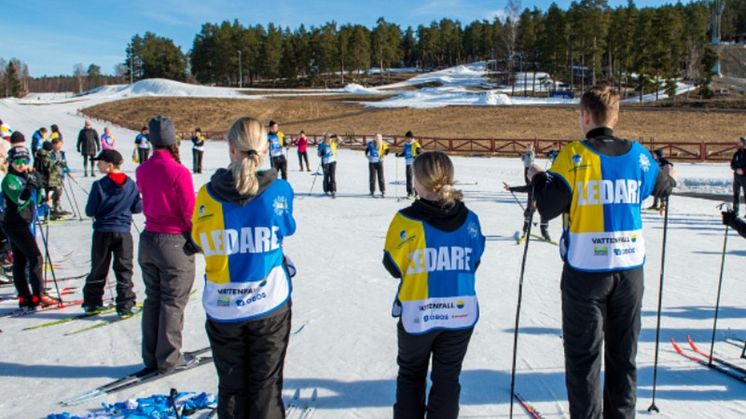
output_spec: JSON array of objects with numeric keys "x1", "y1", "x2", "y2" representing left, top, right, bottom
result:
[
  {"x1": 369, "y1": 162, "x2": 385, "y2": 194},
  {"x1": 394, "y1": 321, "x2": 473, "y2": 419},
  {"x1": 192, "y1": 149, "x2": 204, "y2": 174},
  {"x1": 137, "y1": 148, "x2": 150, "y2": 165},
  {"x1": 405, "y1": 164, "x2": 414, "y2": 196},
  {"x1": 272, "y1": 156, "x2": 288, "y2": 180},
  {"x1": 206, "y1": 306, "x2": 291, "y2": 419},
  {"x1": 298, "y1": 151, "x2": 309, "y2": 171},
  {"x1": 3, "y1": 222, "x2": 43, "y2": 301},
  {"x1": 323, "y1": 161, "x2": 337, "y2": 193},
  {"x1": 733, "y1": 174, "x2": 746, "y2": 215},
  {"x1": 561, "y1": 265, "x2": 644, "y2": 419},
  {"x1": 83, "y1": 231, "x2": 136, "y2": 311},
  {"x1": 82, "y1": 154, "x2": 95, "y2": 176}
]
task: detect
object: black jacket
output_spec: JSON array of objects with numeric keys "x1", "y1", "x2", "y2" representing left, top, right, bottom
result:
[
  {"x1": 208, "y1": 168, "x2": 278, "y2": 206},
  {"x1": 532, "y1": 127, "x2": 676, "y2": 221},
  {"x1": 77, "y1": 127, "x2": 100, "y2": 156},
  {"x1": 382, "y1": 198, "x2": 471, "y2": 278},
  {"x1": 731, "y1": 148, "x2": 746, "y2": 174}
]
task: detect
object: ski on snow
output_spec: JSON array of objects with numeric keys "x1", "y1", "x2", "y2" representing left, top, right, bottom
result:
[
  {"x1": 63, "y1": 304, "x2": 144, "y2": 336},
  {"x1": 21, "y1": 302, "x2": 116, "y2": 331},
  {"x1": 285, "y1": 388, "x2": 318, "y2": 419},
  {"x1": 685, "y1": 336, "x2": 746, "y2": 376},
  {"x1": 60, "y1": 347, "x2": 213, "y2": 406},
  {"x1": 0, "y1": 299, "x2": 83, "y2": 319},
  {"x1": 670, "y1": 338, "x2": 746, "y2": 384},
  {"x1": 513, "y1": 392, "x2": 544, "y2": 419}
]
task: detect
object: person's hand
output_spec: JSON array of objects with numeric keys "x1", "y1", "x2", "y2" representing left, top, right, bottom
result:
[
  {"x1": 26, "y1": 173, "x2": 41, "y2": 189},
  {"x1": 662, "y1": 164, "x2": 678, "y2": 181},
  {"x1": 722, "y1": 210, "x2": 736, "y2": 227},
  {"x1": 737, "y1": 168, "x2": 744, "y2": 176},
  {"x1": 503, "y1": 181, "x2": 511, "y2": 191}
]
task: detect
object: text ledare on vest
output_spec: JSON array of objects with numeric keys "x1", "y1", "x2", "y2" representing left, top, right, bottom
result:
[
  {"x1": 200, "y1": 226, "x2": 280, "y2": 256},
  {"x1": 576, "y1": 179, "x2": 642, "y2": 206},
  {"x1": 406, "y1": 246, "x2": 473, "y2": 274}
]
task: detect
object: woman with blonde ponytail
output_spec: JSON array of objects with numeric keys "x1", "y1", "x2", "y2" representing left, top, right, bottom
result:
[
  {"x1": 383, "y1": 150, "x2": 485, "y2": 419},
  {"x1": 191, "y1": 116, "x2": 297, "y2": 419}
]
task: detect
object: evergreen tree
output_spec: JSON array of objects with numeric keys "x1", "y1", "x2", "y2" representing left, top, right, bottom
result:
[
  {"x1": 5, "y1": 61, "x2": 21, "y2": 97},
  {"x1": 262, "y1": 23, "x2": 283, "y2": 84}
]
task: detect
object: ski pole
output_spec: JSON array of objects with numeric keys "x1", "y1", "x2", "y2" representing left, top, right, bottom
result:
[
  {"x1": 34, "y1": 204, "x2": 62, "y2": 303},
  {"x1": 169, "y1": 388, "x2": 182, "y2": 419},
  {"x1": 62, "y1": 183, "x2": 80, "y2": 220},
  {"x1": 708, "y1": 213, "x2": 730, "y2": 367},
  {"x1": 509, "y1": 186, "x2": 536, "y2": 419},
  {"x1": 395, "y1": 156, "x2": 401, "y2": 202},
  {"x1": 647, "y1": 195, "x2": 670, "y2": 413},
  {"x1": 67, "y1": 175, "x2": 90, "y2": 196},
  {"x1": 504, "y1": 182, "x2": 526, "y2": 212},
  {"x1": 66, "y1": 177, "x2": 84, "y2": 221},
  {"x1": 307, "y1": 162, "x2": 322, "y2": 197}
]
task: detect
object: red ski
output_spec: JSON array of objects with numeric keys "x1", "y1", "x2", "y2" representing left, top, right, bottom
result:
[{"x1": 671, "y1": 338, "x2": 746, "y2": 384}]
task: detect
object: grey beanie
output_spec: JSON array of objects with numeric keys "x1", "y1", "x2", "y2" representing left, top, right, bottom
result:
[{"x1": 148, "y1": 115, "x2": 176, "y2": 147}]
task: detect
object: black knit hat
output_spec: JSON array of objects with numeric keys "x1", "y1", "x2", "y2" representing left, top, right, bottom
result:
[
  {"x1": 10, "y1": 131, "x2": 25, "y2": 145},
  {"x1": 148, "y1": 115, "x2": 176, "y2": 147},
  {"x1": 8, "y1": 146, "x2": 31, "y2": 162},
  {"x1": 405, "y1": 130, "x2": 414, "y2": 138}
]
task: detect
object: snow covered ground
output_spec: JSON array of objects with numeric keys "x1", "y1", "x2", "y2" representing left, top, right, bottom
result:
[{"x1": 0, "y1": 89, "x2": 744, "y2": 419}]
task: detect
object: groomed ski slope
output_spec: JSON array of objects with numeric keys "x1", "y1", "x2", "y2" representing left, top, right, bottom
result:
[{"x1": 0, "y1": 94, "x2": 744, "y2": 418}]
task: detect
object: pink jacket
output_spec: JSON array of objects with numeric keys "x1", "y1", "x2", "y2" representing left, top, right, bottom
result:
[
  {"x1": 296, "y1": 135, "x2": 308, "y2": 153},
  {"x1": 135, "y1": 149, "x2": 195, "y2": 234}
]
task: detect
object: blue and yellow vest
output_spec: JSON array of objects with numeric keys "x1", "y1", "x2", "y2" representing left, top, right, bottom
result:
[
  {"x1": 402, "y1": 141, "x2": 421, "y2": 165},
  {"x1": 384, "y1": 209, "x2": 485, "y2": 334},
  {"x1": 366, "y1": 141, "x2": 388, "y2": 163},
  {"x1": 319, "y1": 142, "x2": 336, "y2": 164},
  {"x1": 268, "y1": 132, "x2": 285, "y2": 158},
  {"x1": 549, "y1": 140, "x2": 658, "y2": 272},
  {"x1": 192, "y1": 179, "x2": 296, "y2": 322}
]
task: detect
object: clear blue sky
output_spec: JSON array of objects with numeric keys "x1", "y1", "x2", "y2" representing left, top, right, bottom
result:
[{"x1": 1, "y1": 0, "x2": 685, "y2": 77}]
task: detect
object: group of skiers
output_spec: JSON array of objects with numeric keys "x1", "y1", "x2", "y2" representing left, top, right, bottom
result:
[{"x1": 3, "y1": 82, "x2": 746, "y2": 419}]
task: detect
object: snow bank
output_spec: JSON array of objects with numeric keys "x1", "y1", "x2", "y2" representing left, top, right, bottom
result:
[
  {"x1": 77, "y1": 78, "x2": 246, "y2": 99},
  {"x1": 622, "y1": 81, "x2": 697, "y2": 103},
  {"x1": 380, "y1": 62, "x2": 492, "y2": 90},
  {"x1": 343, "y1": 83, "x2": 383, "y2": 95}
]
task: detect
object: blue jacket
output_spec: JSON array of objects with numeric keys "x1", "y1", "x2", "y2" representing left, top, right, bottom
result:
[{"x1": 85, "y1": 174, "x2": 143, "y2": 232}]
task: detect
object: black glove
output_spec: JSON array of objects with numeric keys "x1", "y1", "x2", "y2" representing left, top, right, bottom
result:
[
  {"x1": 182, "y1": 233, "x2": 201, "y2": 256},
  {"x1": 25, "y1": 173, "x2": 42, "y2": 189},
  {"x1": 395, "y1": 152, "x2": 403, "y2": 157},
  {"x1": 722, "y1": 210, "x2": 736, "y2": 227}
]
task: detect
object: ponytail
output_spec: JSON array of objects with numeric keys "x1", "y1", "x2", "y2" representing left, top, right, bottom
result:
[
  {"x1": 230, "y1": 152, "x2": 261, "y2": 196},
  {"x1": 226, "y1": 117, "x2": 267, "y2": 196},
  {"x1": 412, "y1": 150, "x2": 463, "y2": 207}
]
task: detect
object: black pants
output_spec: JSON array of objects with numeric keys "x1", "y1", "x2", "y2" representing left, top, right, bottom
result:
[
  {"x1": 82, "y1": 155, "x2": 95, "y2": 176},
  {"x1": 272, "y1": 156, "x2": 288, "y2": 180},
  {"x1": 206, "y1": 307, "x2": 291, "y2": 419},
  {"x1": 298, "y1": 151, "x2": 309, "y2": 171},
  {"x1": 3, "y1": 222, "x2": 43, "y2": 301},
  {"x1": 138, "y1": 148, "x2": 150, "y2": 165},
  {"x1": 394, "y1": 322, "x2": 473, "y2": 419},
  {"x1": 83, "y1": 231, "x2": 136, "y2": 311},
  {"x1": 561, "y1": 265, "x2": 644, "y2": 419},
  {"x1": 405, "y1": 164, "x2": 414, "y2": 196},
  {"x1": 192, "y1": 149, "x2": 204, "y2": 174},
  {"x1": 369, "y1": 162, "x2": 385, "y2": 194},
  {"x1": 522, "y1": 208, "x2": 548, "y2": 234},
  {"x1": 734, "y1": 175, "x2": 746, "y2": 214},
  {"x1": 323, "y1": 162, "x2": 337, "y2": 193}
]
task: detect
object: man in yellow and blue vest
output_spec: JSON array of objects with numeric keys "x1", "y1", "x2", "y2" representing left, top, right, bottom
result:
[{"x1": 528, "y1": 85, "x2": 676, "y2": 418}]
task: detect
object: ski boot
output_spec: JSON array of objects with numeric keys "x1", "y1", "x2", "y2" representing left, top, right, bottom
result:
[
  {"x1": 83, "y1": 304, "x2": 107, "y2": 313},
  {"x1": 38, "y1": 294, "x2": 60, "y2": 308},
  {"x1": 540, "y1": 226, "x2": 551, "y2": 242},
  {"x1": 117, "y1": 305, "x2": 142, "y2": 318},
  {"x1": 18, "y1": 295, "x2": 38, "y2": 310}
]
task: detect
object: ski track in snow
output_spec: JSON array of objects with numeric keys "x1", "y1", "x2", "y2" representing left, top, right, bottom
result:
[{"x1": 0, "y1": 86, "x2": 744, "y2": 418}]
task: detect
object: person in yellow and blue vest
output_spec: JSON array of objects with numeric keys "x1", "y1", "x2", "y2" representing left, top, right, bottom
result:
[
  {"x1": 268, "y1": 120, "x2": 288, "y2": 180},
  {"x1": 383, "y1": 150, "x2": 485, "y2": 419},
  {"x1": 528, "y1": 85, "x2": 676, "y2": 418},
  {"x1": 190, "y1": 128, "x2": 205, "y2": 174},
  {"x1": 317, "y1": 133, "x2": 337, "y2": 198},
  {"x1": 396, "y1": 131, "x2": 421, "y2": 199},
  {"x1": 191, "y1": 116, "x2": 296, "y2": 419},
  {"x1": 366, "y1": 133, "x2": 389, "y2": 197}
]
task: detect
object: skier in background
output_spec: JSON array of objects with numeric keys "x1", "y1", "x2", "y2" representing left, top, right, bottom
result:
[
  {"x1": 528, "y1": 85, "x2": 676, "y2": 418},
  {"x1": 267, "y1": 120, "x2": 287, "y2": 180},
  {"x1": 31, "y1": 127, "x2": 48, "y2": 155},
  {"x1": 318, "y1": 133, "x2": 337, "y2": 198},
  {"x1": 191, "y1": 116, "x2": 296, "y2": 419},
  {"x1": 76, "y1": 121, "x2": 100, "y2": 177},
  {"x1": 135, "y1": 126, "x2": 151, "y2": 165},
  {"x1": 191, "y1": 128, "x2": 205, "y2": 174},
  {"x1": 731, "y1": 137, "x2": 746, "y2": 216},
  {"x1": 295, "y1": 130, "x2": 310, "y2": 172},
  {"x1": 396, "y1": 131, "x2": 421, "y2": 199},
  {"x1": 49, "y1": 124, "x2": 63, "y2": 142},
  {"x1": 100, "y1": 127, "x2": 116, "y2": 150},
  {"x1": 0, "y1": 119, "x2": 12, "y2": 141},
  {"x1": 366, "y1": 134, "x2": 389, "y2": 198},
  {"x1": 383, "y1": 150, "x2": 485, "y2": 419}
]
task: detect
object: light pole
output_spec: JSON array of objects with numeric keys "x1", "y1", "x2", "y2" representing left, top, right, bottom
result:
[{"x1": 237, "y1": 50, "x2": 242, "y2": 88}]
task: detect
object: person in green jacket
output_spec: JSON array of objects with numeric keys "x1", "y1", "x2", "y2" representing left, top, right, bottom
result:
[{"x1": 2, "y1": 141, "x2": 57, "y2": 309}]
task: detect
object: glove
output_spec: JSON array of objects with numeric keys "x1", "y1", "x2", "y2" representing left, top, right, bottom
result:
[
  {"x1": 26, "y1": 173, "x2": 42, "y2": 189},
  {"x1": 722, "y1": 210, "x2": 736, "y2": 227},
  {"x1": 182, "y1": 233, "x2": 202, "y2": 256}
]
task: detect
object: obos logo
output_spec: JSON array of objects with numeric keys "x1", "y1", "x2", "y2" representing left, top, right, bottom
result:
[
  {"x1": 456, "y1": 300, "x2": 465, "y2": 309},
  {"x1": 273, "y1": 196, "x2": 289, "y2": 216},
  {"x1": 639, "y1": 154, "x2": 651, "y2": 172},
  {"x1": 467, "y1": 222, "x2": 479, "y2": 238}
]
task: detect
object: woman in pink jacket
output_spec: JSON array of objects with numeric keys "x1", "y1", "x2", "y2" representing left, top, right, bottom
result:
[
  {"x1": 135, "y1": 115, "x2": 196, "y2": 374},
  {"x1": 295, "y1": 130, "x2": 310, "y2": 171},
  {"x1": 100, "y1": 127, "x2": 116, "y2": 150}
]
